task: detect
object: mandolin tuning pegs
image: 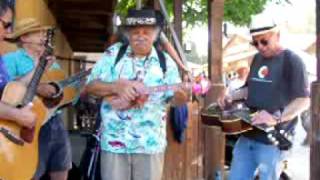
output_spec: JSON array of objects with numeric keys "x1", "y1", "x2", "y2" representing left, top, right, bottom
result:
[
  {"x1": 265, "y1": 127, "x2": 274, "y2": 132},
  {"x1": 273, "y1": 141, "x2": 279, "y2": 146}
]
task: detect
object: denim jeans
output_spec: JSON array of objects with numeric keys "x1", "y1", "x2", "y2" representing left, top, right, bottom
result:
[{"x1": 228, "y1": 136, "x2": 285, "y2": 180}]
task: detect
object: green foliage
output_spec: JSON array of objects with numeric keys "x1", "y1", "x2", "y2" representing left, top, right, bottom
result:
[
  {"x1": 224, "y1": 0, "x2": 268, "y2": 26},
  {"x1": 115, "y1": 0, "x2": 290, "y2": 27}
]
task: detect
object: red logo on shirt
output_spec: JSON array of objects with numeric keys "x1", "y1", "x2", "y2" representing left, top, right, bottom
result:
[{"x1": 258, "y1": 66, "x2": 269, "y2": 79}]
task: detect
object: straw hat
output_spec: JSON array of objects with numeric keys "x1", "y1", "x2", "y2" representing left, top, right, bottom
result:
[
  {"x1": 6, "y1": 18, "x2": 52, "y2": 40},
  {"x1": 249, "y1": 14, "x2": 278, "y2": 36}
]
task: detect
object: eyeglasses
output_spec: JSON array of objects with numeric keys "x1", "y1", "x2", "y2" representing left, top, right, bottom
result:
[
  {"x1": 251, "y1": 39, "x2": 268, "y2": 47},
  {"x1": 0, "y1": 18, "x2": 12, "y2": 30}
]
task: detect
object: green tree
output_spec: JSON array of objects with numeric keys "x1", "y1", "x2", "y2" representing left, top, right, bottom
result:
[{"x1": 115, "y1": 0, "x2": 290, "y2": 27}]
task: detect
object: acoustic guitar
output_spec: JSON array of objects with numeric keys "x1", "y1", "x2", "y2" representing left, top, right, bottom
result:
[
  {"x1": 41, "y1": 69, "x2": 91, "y2": 123},
  {"x1": 0, "y1": 29, "x2": 54, "y2": 180},
  {"x1": 40, "y1": 68, "x2": 91, "y2": 123},
  {"x1": 201, "y1": 103, "x2": 292, "y2": 150}
]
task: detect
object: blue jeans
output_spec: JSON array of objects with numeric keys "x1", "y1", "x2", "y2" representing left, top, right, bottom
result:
[{"x1": 228, "y1": 136, "x2": 285, "y2": 180}]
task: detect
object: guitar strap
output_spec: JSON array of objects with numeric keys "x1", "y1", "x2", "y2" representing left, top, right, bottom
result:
[{"x1": 113, "y1": 43, "x2": 167, "y2": 75}]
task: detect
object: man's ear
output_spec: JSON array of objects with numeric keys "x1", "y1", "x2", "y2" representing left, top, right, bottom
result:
[{"x1": 20, "y1": 34, "x2": 27, "y2": 42}]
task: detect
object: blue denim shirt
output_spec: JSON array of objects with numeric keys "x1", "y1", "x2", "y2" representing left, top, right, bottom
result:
[{"x1": 87, "y1": 43, "x2": 181, "y2": 154}]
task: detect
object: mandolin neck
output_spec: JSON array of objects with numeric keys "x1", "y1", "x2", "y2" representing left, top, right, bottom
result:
[{"x1": 145, "y1": 82, "x2": 189, "y2": 94}]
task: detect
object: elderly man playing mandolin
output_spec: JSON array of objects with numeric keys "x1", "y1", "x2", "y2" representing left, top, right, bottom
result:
[{"x1": 85, "y1": 8, "x2": 189, "y2": 180}]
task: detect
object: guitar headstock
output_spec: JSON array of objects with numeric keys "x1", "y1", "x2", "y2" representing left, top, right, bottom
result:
[
  {"x1": 265, "y1": 127, "x2": 292, "y2": 150},
  {"x1": 42, "y1": 28, "x2": 55, "y2": 57}
]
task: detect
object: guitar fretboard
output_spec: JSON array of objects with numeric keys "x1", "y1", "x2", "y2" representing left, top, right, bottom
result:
[
  {"x1": 144, "y1": 82, "x2": 190, "y2": 94},
  {"x1": 21, "y1": 29, "x2": 54, "y2": 106}
]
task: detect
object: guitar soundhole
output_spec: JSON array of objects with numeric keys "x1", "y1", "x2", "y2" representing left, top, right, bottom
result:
[
  {"x1": 43, "y1": 94, "x2": 64, "y2": 108},
  {"x1": 20, "y1": 126, "x2": 35, "y2": 143}
]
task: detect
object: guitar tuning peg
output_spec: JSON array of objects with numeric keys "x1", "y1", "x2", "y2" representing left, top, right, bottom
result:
[
  {"x1": 265, "y1": 127, "x2": 274, "y2": 132},
  {"x1": 273, "y1": 141, "x2": 279, "y2": 146},
  {"x1": 279, "y1": 130, "x2": 285, "y2": 134},
  {"x1": 268, "y1": 135, "x2": 276, "y2": 143}
]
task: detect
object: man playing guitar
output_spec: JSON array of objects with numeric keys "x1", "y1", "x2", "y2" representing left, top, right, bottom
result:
[
  {"x1": 3, "y1": 17, "x2": 72, "y2": 180},
  {"x1": 218, "y1": 14, "x2": 310, "y2": 180},
  {"x1": 0, "y1": 0, "x2": 36, "y2": 132}
]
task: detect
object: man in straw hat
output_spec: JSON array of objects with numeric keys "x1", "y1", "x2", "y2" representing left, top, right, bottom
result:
[
  {"x1": 218, "y1": 13, "x2": 310, "y2": 179},
  {"x1": 85, "y1": 8, "x2": 189, "y2": 180},
  {"x1": 3, "y1": 17, "x2": 72, "y2": 180}
]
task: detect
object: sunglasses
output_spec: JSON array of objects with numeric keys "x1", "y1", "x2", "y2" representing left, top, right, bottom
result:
[
  {"x1": 251, "y1": 39, "x2": 268, "y2": 47},
  {"x1": 0, "y1": 18, "x2": 12, "y2": 30}
]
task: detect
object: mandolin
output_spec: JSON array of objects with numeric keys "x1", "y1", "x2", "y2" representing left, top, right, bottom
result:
[
  {"x1": 0, "y1": 29, "x2": 54, "y2": 180},
  {"x1": 104, "y1": 77, "x2": 211, "y2": 110}
]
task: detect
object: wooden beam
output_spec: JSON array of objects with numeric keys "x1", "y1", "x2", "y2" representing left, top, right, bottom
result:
[
  {"x1": 61, "y1": 9, "x2": 113, "y2": 16},
  {"x1": 54, "y1": 1, "x2": 114, "y2": 11},
  {"x1": 59, "y1": 22, "x2": 107, "y2": 29},
  {"x1": 63, "y1": 31, "x2": 109, "y2": 38},
  {"x1": 310, "y1": 1, "x2": 320, "y2": 180},
  {"x1": 72, "y1": 45, "x2": 104, "y2": 52},
  {"x1": 67, "y1": 38, "x2": 107, "y2": 45},
  {"x1": 206, "y1": 0, "x2": 225, "y2": 105},
  {"x1": 204, "y1": 1, "x2": 225, "y2": 180},
  {"x1": 207, "y1": 0, "x2": 224, "y2": 85}
]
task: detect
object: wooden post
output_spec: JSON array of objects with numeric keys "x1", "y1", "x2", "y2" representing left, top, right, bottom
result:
[
  {"x1": 310, "y1": 83, "x2": 320, "y2": 180},
  {"x1": 310, "y1": 1, "x2": 320, "y2": 180},
  {"x1": 206, "y1": 0, "x2": 225, "y2": 106},
  {"x1": 203, "y1": 0, "x2": 225, "y2": 180},
  {"x1": 204, "y1": 125, "x2": 225, "y2": 180}
]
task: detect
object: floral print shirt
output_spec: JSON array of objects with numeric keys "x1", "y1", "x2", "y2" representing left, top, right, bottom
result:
[{"x1": 87, "y1": 43, "x2": 181, "y2": 154}]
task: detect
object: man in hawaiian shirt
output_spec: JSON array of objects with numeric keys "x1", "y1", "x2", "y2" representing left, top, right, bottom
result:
[{"x1": 85, "y1": 9, "x2": 189, "y2": 180}]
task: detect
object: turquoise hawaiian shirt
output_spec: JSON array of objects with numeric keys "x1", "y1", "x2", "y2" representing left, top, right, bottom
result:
[
  {"x1": 87, "y1": 42, "x2": 181, "y2": 154},
  {"x1": 2, "y1": 48, "x2": 60, "y2": 80}
]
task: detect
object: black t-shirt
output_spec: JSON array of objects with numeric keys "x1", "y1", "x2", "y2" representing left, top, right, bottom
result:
[{"x1": 243, "y1": 49, "x2": 309, "y2": 144}]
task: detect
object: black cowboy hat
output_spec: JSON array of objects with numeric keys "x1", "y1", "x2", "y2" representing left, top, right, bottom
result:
[{"x1": 124, "y1": 9, "x2": 163, "y2": 27}]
